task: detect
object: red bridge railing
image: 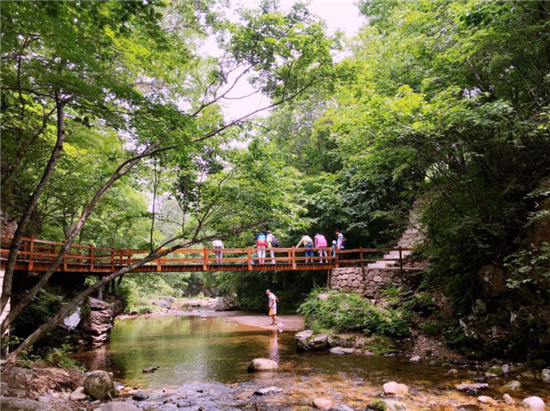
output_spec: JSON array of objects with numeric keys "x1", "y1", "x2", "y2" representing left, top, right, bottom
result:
[{"x1": 0, "y1": 235, "x2": 415, "y2": 274}]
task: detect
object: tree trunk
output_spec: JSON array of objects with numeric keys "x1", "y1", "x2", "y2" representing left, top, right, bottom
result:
[
  {"x1": 0, "y1": 143, "x2": 163, "y2": 334},
  {"x1": 0, "y1": 99, "x2": 66, "y2": 315}
]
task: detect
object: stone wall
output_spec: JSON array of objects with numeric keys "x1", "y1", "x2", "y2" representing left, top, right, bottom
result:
[{"x1": 329, "y1": 267, "x2": 405, "y2": 299}]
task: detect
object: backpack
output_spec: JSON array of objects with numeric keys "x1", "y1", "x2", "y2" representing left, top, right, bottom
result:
[
  {"x1": 341, "y1": 236, "x2": 348, "y2": 248},
  {"x1": 271, "y1": 236, "x2": 279, "y2": 247},
  {"x1": 257, "y1": 234, "x2": 267, "y2": 246}
]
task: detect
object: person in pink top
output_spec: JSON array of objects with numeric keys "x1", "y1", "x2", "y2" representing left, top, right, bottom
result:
[{"x1": 314, "y1": 233, "x2": 328, "y2": 263}]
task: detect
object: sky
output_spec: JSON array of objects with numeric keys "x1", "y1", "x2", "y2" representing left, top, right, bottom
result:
[{"x1": 207, "y1": 0, "x2": 366, "y2": 121}]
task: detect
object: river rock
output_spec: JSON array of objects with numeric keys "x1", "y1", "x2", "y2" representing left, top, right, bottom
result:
[
  {"x1": 328, "y1": 406, "x2": 354, "y2": 411},
  {"x1": 295, "y1": 330, "x2": 329, "y2": 351},
  {"x1": 132, "y1": 390, "x2": 149, "y2": 401},
  {"x1": 254, "y1": 386, "x2": 282, "y2": 395},
  {"x1": 247, "y1": 358, "x2": 278, "y2": 372},
  {"x1": 477, "y1": 396, "x2": 496, "y2": 405},
  {"x1": 330, "y1": 347, "x2": 355, "y2": 355},
  {"x1": 485, "y1": 366, "x2": 504, "y2": 377},
  {"x1": 456, "y1": 406, "x2": 480, "y2": 411},
  {"x1": 149, "y1": 298, "x2": 170, "y2": 309},
  {"x1": 162, "y1": 296, "x2": 176, "y2": 304},
  {"x1": 214, "y1": 294, "x2": 238, "y2": 311},
  {"x1": 501, "y1": 364, "x2": 510, "y2": 374},
  {"x1": 446, "y1": 369, "x2": 459, "y2": 376},
  {"x1": 142, "y1": 366, "x2": 160, "y2": 373},
  {"x1": 456, "y1": 383, "x2": 489, "y2": 394},
  {"x1": 541, "y1": 368, "x2": 550, "y2": 383},
  {"x1": 70, "y1": 386, "x2": 87, "y2": 401},
  {"x1": 503, "y1": 380, "x2": 521, "y2": 390},
  {"x1": 503, "y1": 394, "x2": 516, "y2": 406},
  {"x1": 522, "y1": 397, "x2": 546, "y2": 411},
  {"x1": 0, "y1": 397, "x2": 54, "y2": 411},
  {"x1": 313, "y1": 398, "x2": 334, "y2": 409},
  {"x1": 296, "y1": 330, "x2": 313, "y2": 351},
  {"x1": 317, "y1": 293, "x2": 331, "y2": 301},
  {"x1": 381, "y1": 399, "x2": 409, "y2": 411},
  {"x1": 99, "y1": 403, "x2": 140, "y2": 411},
  {"x1": 84, "y1": 370, "x2": 116, "y2": 400},
  {"x1": 383, "y1": 382, "x2": 409, "y2": 396},
  {"x1": 409, "y1": 356, "x2": 421, "y2": 362}
]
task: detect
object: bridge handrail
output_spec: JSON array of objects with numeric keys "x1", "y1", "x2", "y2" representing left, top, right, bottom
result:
[{"x1": 0, "y1": 234, "x2": 417, "y2": 273}]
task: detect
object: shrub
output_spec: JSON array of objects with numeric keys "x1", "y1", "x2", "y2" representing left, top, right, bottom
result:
[
  {"x1": 405, "y1": 292, "x2": 437, "y2": 315},
  {"x1": 298, "y1": 289, "x2": 410, "y2": 338},
  {"x1": 422, "y1": 321, "x2": 439, "y2": 336},
  {"x1": 45, "y1": 344, "x2": 85, "y2": 371}
]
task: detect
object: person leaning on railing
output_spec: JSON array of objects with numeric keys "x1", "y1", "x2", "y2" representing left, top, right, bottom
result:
[{"x1": 296, "y1": 235, "x2": 314, "y2": 264}]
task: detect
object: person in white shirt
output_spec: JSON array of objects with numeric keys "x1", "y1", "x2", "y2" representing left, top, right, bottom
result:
[
  {"x1": 266, "y1": 230, "x2": 276, "y2": 264},
  {"x1": 212, "y1": 237, "x2": 224, "y2": 264},
  {"x1": 266, "y1": 289, "x2": 278, "y2": 325}
]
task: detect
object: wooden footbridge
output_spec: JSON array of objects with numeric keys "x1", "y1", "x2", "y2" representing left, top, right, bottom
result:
[{"x1": 0, "y1": 235, "x2": 415, "y2": 274}]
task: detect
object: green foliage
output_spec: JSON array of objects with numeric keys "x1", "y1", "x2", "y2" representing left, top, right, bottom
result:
[
  {"x1": 404, "y1": 292, "x2": 437, "y2": 315},
  {"x1": 16, "y1": 291, "x2": 64, "y2": 332},
  {"x1": 117, "y1": 273, "x2": 189, "y2": 312},
  {"x1": 422, "y1": 321, "x2": 439, "y2": 336},
  {"x1": 298, "y1": 289, "x2": 410, "y2": 337},
  {"x1": 504, "y1": 242, "x2": 550, "y2": 290},
  {"x1": 369, "y1": 400, "x2": 388, "y2": 411},
  {"x1": 45, "y1": 344, "x2": 85, "y2": 371}
]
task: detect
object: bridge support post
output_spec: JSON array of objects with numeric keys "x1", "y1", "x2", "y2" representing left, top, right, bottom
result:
[
  {"x1": 90, "y1": 244, "x2": 94, "y2": 272},
  {"x1": 28, "y1": 236, "x2": 35, "y2": 271},
  {"x1": 247, "y1": 248, "x2": 252, "y2": 270},
  {"x1": 203, "y1": 247, "x2": 208, "y2": 271},
  {"x1": 292, "y1": 246, "x2": 296, "y2": 270}
]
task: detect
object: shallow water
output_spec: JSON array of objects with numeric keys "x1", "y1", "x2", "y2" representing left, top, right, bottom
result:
[{"x1": 72, "y1": 315, "x2": 550, "y2": 410}]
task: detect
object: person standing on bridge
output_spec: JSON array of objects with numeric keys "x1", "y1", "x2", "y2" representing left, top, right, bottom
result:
[
  {"x1": 213, "y1": 236, "x2": 224, "y2": 264},
  {"x1": 315, "y1": 233, "x2": 328, "y2": 263},
  {"x1": 256, "y1": 232, "x2": 267, "y2": 264},
  {"x1": 335, "y1": 229, "x2": 346, "y2": 260},
  {"x1": 266, "y1": 289, "x2": 278, "y2": 325},
  {"x1": 296, "y1": 234, "x2": 314, "y2": 263},
  {"x1": 266, "y1": 230, "x2": 278, "y2": 264}
]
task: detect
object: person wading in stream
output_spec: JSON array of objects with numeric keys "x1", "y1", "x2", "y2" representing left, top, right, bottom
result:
[{"x1": 266, "y1": 289, "x2": 279, "y2": 325}]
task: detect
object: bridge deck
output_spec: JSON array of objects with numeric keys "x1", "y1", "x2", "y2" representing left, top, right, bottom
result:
[{"x1": 1, "y1": 235, "x2": 415, "y2": 274}]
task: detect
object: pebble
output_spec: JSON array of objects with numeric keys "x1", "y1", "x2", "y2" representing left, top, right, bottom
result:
[
  {"x1": 409, "y1": 356, "x2": 421, "y2": 362},
  {"x1": 503, "y1": 380, "x2": 521, "y2": 390},
  {"x1": 132, "y1": 390, "x2": 149, "y2": 401},
  {"x1": 503, "y1": 394, "x2": 516, "y2": 406},
  {"x1": 456, "y1": 383, "x2": 489, "y2": 394},
  {"x1": 254, "y1": 386, "x2": 282, "y2": 395},
  {"x1": 313, "y1": 398, "x2": 334, "y2": 409},
  {"x1": 477, "y1": 396, "x2": 496, "y2": 405}
]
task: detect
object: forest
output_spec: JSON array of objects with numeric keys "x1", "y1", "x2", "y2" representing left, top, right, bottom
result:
[{"x1": 1, "y1": 0, "x2": 550, "y2": 366}]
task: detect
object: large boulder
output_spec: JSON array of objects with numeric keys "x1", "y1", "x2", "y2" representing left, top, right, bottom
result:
[
  {"x1": 81, "y1": 297, "x2": 114, "y2": 336},
  {"x1": 84, "y1": 370, "x2": 116, "y2": 400},
  {"x1": 0, "y1": 397, "x2": 53, "y2": 411},
  {"x1": 485, "y1": 366, "x2": 504, "y2": 377},
  {"x1": 247, "y1": 358, "x2": 278, "y2": 372},
  {"x1": 295, "y1": 330, "x2": 329, "y2": 351},
  {"x1": 214, "y1": 294, "x2": 238, "y2": 311},
  {"x1": 70, "y1": 386, "x2": 87, "y2": 401},
  {"x1": 522, "y1": 397, "x2": 546, "y2": 411}
]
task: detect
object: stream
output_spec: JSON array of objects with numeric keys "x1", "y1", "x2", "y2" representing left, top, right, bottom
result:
[{"x1": 71, "y1": 314, "x2": 549, "y2": 410}]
